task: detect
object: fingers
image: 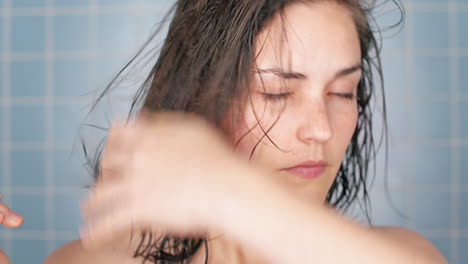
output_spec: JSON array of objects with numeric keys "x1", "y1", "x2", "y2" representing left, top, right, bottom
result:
[
  {"x1": 100, "y1": 124, "x2": 140, "y2": 183},
  {"x1": 81, "y1": 183, "x2": 133, "y2": 249},
  {"x1": 0, "y1": 201, "x2": 23, "y2": 228},
  {"x1": 82, "y1": 182, "x2": 128, "y2": 219},
  {"x1": 81, "y1": 206, "x2": 136, "y2": 250}
]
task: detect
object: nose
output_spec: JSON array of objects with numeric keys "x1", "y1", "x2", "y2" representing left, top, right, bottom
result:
[{"x1": 296, "y1": 97, "x2": 333, "y2": 144}]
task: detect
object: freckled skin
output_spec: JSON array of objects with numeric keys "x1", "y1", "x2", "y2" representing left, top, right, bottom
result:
[{"x1": 223, "y1": 1, "x2": 360, "y2": 204}]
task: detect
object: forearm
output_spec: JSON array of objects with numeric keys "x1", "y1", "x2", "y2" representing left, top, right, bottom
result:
[{"x1": 217, "y1": 168, "x2": 445, "y2": 264}]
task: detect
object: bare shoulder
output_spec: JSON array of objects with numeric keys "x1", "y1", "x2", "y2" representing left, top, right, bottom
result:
[
  {"x1": 374, "y1": 226, "x2": 448, "y2": 263},
  {"x1": 43, "y1": 239, "x2": 138, "y2": 264},
  {"x1": 0, "y1": 249, "x2": 11, "y2": 264}
]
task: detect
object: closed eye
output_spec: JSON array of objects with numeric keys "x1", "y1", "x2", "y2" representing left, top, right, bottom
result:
[
  {"x1": 260, "y1": 92, "x2": 293, "y2": 101},
  {"x1": 330, "y1": 92, "x2": 355, "y2": 100}
]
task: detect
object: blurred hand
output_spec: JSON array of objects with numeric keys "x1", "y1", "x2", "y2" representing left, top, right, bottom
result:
[
  {"x1": 0, "y1": 196, "x2": 22, "y2": 264},
  {"x1": 81, "y1": 111, "x2": 257, "y2": 249},
  {"x1": 0, "y1": 196, "x2": 23, "y2": 228}
]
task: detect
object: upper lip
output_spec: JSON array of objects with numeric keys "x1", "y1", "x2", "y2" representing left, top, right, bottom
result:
[{"x1": 282, "y1": 160, "x2": 328, "y2": 170}]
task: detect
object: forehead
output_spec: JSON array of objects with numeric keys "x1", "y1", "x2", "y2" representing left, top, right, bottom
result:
[{"x1": 255, "y1": 2, "x2": 361, "y2": 78}]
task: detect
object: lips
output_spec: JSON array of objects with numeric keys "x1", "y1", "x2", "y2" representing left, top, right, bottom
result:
[{"x1": 281, "y1": 160, "x2": 327, "y2": 179}]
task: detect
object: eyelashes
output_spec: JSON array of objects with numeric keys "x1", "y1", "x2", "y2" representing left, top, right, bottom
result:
[
  {"x1": 259, "y1": 92, "x2": 356, "y2": 101},
  {"x1": 260, "y1": 92, "x2": 294, "y2": 101},
  {"x1": 330, "y1": 92, "x2": 355, "y2": 100}
]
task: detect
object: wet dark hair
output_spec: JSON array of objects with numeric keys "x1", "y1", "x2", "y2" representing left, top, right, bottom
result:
[{"x1": 81, "y1": 0, "x2": 404, "y2": 263}]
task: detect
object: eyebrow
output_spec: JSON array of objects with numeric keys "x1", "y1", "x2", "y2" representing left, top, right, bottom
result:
[{"x1": 255, "y1": 63, "x2": 362, "y2": 81}]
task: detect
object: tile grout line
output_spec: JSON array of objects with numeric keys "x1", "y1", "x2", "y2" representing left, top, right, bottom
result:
[
  {"x1": 448, "y1": 0, "x2": 460, "y2": 262},
  {"x1": 1, "y1": 0, "x2": 12, "y2": 256},
  {"x1": 404, "y1": 0, "x2": 416, "y2": 229},
  {"x1": 45, "y1": 0, "x2": 56, "y2": 255}
]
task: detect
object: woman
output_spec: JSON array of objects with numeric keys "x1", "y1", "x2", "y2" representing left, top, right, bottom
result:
[
  {"x1": 0, "y1": 197, "x2": 24, "y2": 264},
  {"x1": 45, "y1": 0, "x2": 448, "y2": 263}
]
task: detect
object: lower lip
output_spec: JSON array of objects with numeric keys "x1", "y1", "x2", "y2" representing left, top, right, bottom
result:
[{"x1": 282, "y1": 166, "x2": 325, "y2": 179}]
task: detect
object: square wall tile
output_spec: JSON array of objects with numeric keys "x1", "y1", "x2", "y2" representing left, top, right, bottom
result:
[
  {"x1": 409, "y1": 191, "x2": 451, "y2": 231},
  {"x1": 53, "y1": 194, "x2": 81, "y2": 232},
  {"x1": 384, "y1": 144, "x2": 417, "y2": 186},
  {"x1": 387, "y1": 102, "x2": 413, "y2": 141},
  {"x1": 97, "y1": 14, "x2": 140, "y2": 52},
  {"x1": 11, "y1": 16, "x2": 45, "y2": 52},
  {"x1": 458, "y1": 12, "x2": 468, "y2": 48},
  {"x1": 460, "y1": 58, "x2": 468, "y2": 93},
  {"x1": 53, "y1": 59, "x2": 89, "y2": 96},
  {"x1": 12, "y1": 239, "x2": 47, "y2": 264},
  {"x1": 414, "y1": 12, "x2": 449, "y2": 49},
  {"x1": 12, "y1": 0, "x2": 46, "y2": 7},
  {"x1": 0, "y1": 107, "x2": 3, "y2": 141},
  {"x1": 461, "y1": 148, "x2": 468, "y2": 184},
  {"x1": 0, "y1": 151, "x2": 3, "y2": 185},
  {"x1": 0, "y1": 19, "x2": 3, "y2": 52},
  {"x1": 461, "y1": 101, "x2": 468, "y2": 140},
  {"x1": 382, "y1": 51, "x2": 407, "y2": 99},
  {"x1": 460, "y1": 237, "x2": 468, "y2": 264},
  {"x1": 11, "y1": 150, "x2": 45, "y2": 187},
  {"x1": 11, "y1": 59, "x2": 45, "y2": 97},
  {"x1": 53, "y1": 149, "x2": 88, "y2": 187},
  {"x1": 460, "y1": 192, "x2": 468, "y2": 229},
  {"x1": 413, "y1": 0, "x2": 446, "y2": 2},
  {"x1": 414, "y1": 56, "x2": 450, "y2": 95},
  {"x1": 54, "y1": 15, "x2": 89, "y2": 51},
  {"x1": 369, "y1": 189, "x2": 411, "y2": 227},
  {"x1": 53, "y1": 104, "x2": 85, "y2": 143},
  {"x1": 97, "y1": 0, "x2": 132, "y2": 6},
  {"x1": 11, "y1": 194, "x2": 46, "y2": 231},
  {"x1": 10, "y1": 105, "x2": 45, "y2": 143},
  {"x1": 53, "y1": 0, "x2": 89, "y2": 6},
  {"x1": 412, "y1": 101, "x2": 450, "y2": 140},
  {"x1": 0, "y1": 63, "x2": 3, "y2": 95},
  {"x1": 410, "y1": 146, "x2": 451, "y2": 185}
]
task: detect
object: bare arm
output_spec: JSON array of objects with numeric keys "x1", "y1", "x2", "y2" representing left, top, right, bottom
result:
[{"x1": 216, "y1": 168, "x2": 448, "y2": 264}]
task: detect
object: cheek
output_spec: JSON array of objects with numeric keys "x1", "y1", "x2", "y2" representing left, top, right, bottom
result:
[
  {"x1": 329, "y1": 103, "x2": 358, "y2": 152},
  {"x1": 226, "y1": 99, "x2": 286, "y2": 162}
]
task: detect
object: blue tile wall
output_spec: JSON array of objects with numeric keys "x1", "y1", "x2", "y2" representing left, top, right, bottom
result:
[
  {"x1": 461, "y1": 238, "x2": 468, "y2": 263},
  {"x1": 461, "y1": 192, "x2": 468, "y2": 229},
  {"x1": 53, "y1": 0, "x2": 90, "y2": 7},
  {"x1": 12, "y1": 240, "x2": 48, "y2": 264},
  {"x1": 53, "y1": 194, "x2": 81, "y2": 232},
  {"x1": 410, "y1": 146, "x2": 451, "y2": 185},
  {"x1": 54, "y1": 16, "x2": 89, "y2": 52},
  {"x1": 11, "y1": 16, "x2": 45, "y2": 53},
  {"x1": 462, "y1": 148, "x2": 468, "y2": 184},
  {"x1": 11, "y1": 194, "x2": 46, "y2": 231},
  {"x1": 53, "y1": 104, "x2": 84, "y2": 144},
  {"x1": 413, "y1": 11, "x2": 449, "y2": 49},
  {"x1": 53, "y1": 149, "x2": 88, "y2": 187},
  {"x1": 409, "y1": 191, "x2": 451, "y2": 232},
  {"x1": 10, "y1": 105, "x2": 45, "y2": 143},
  {"x1": 458, "y1": 12, "x2": 468, "y2": 48},
  {"x1": 11, "y1": 150, "x2": 45, "y2": 187},
  {"x1": 412, "y1": 101, "x2": 451, "y2": 140},
  {"x1": 414, "y1": 56, "x2": 450, "y2": 95},
  {"x1": 53, "y1": 59, "x2": 89, "y2": 97},
  {"x1": 11, "y1": 59, "x2": 45, "y2": 97},
  {"x1": 11, "y1": 0, "x2": 45, "y2": 8},
  {"x1": 460, "y1": 58, "x2": 468, "y2": 93}
]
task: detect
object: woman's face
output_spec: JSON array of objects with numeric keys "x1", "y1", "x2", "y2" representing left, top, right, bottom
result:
[{"x1": 224, "y1": 2, "x2": 362, "y2": 203}]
